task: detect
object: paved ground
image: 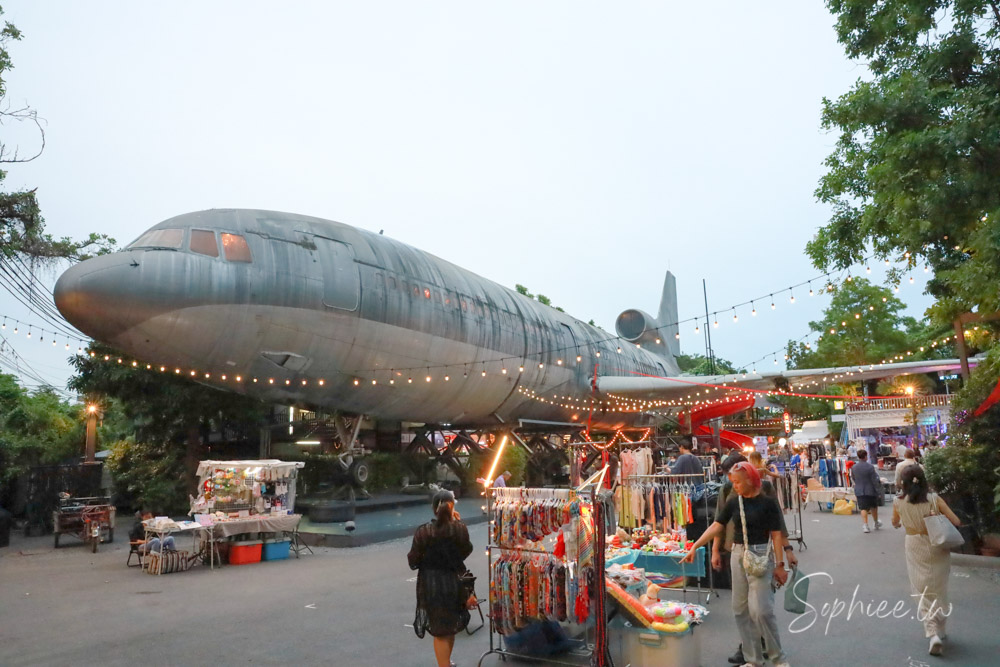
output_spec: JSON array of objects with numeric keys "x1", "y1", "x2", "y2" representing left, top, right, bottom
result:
[{"x1": 1, "y1": 499, "x2": 998, "y2": 666}]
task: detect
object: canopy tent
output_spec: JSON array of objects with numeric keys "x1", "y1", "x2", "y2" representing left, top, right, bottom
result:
[
  {"x1": 196, "y1": 459, "x2": 304, "y2": 481},
  {"x1": 789, "y1": 420, "x2": 830, "y2": 446}
]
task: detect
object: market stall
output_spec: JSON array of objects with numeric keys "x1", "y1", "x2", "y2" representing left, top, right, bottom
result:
[{"x1": 190, "y1": 459, "x2": 306, "y2": 566}]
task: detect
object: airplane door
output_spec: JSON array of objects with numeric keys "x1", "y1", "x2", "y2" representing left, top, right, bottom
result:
[{"x1": 314, "y1": 237, "x2": 360, "y2": 311}]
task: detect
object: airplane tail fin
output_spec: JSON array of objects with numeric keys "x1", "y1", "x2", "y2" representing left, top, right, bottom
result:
[{"x1": 658, "y1": 271, "x2": 679, "y2": 358}]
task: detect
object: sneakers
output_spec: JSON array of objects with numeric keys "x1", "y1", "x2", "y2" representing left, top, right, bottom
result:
[
  {"x1": 863, "y1": 523, "x2": 871, "y2": 533},
  {"x1": 929, "y1": 635, "x2": 943, "y2": 655},
  {"x1": 875, "y1": 519, "x2": 884, "y2": 530}
]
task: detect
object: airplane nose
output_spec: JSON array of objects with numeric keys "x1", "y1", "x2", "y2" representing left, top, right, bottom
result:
[{"x1": 54, "y1": 254, "x2": 152, "y2": 342}]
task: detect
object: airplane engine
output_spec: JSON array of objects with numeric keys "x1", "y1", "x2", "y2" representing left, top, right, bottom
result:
[{"x1": 615, "y1": 309, "x2": 665, "y2": 348}]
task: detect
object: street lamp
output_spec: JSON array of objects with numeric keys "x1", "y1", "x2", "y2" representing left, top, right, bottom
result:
[{"x1": 84, "y1": 404, "x2": 100, "y2": 463}]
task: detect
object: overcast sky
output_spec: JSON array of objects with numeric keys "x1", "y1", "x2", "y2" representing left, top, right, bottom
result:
[{"x1": 0, "y1": 1, "x2": 934, "y2": 395}]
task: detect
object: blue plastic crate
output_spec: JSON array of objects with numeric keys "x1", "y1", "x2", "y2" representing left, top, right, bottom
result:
[{"x1": 262, "y1": 539, "x2": 291, "y2": 561}]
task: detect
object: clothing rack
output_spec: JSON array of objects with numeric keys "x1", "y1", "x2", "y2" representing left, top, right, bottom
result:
[
  {"x1": 478, "y1": 467, "x2": 612, "y2": 667},
  {"x1": 618, "y1": 471, "x2": 716, "y2": 604},
  {"x1": 696, "y1": 455, "x2": 718, "y2": 479},
  {"x1": 772, "y1": 465, "x2": 807, "y2": 551}
]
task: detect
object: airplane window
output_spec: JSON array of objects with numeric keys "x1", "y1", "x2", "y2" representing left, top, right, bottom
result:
[
  {"x1": 221, "y1": 233, "x2": 252, "y2": 262},
  {"x1": 127, "y1": 228, "x2": 183, "y2": 249},
  {"x1": 190, "y1": 230, "x2": 219, "y2": 257}
]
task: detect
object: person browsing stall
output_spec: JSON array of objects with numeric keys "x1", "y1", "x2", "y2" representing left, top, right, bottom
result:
[
  {"x1": 713, "y1": 456, "x2": 798, "y2": 665},
  {"x1": 408, "y1": 490, "x2": 475, "y2": 667},
  {"x1": 493, "y1": 470, "x2": 511, "y2": 488},
  {"x1": 684, "y1": 462, "x2": 791, "y2": 667},
  {"x1": 668, "y1": 440, "x2": 704, "y2": 476}
]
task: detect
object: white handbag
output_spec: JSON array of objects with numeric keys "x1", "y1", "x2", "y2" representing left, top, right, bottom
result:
[
  {"x1": 924, "y1": 494, "x2": 964, "y2": 550},
  {"x1": 738, "y1": 494, "x2": 772, "y2": 577}
]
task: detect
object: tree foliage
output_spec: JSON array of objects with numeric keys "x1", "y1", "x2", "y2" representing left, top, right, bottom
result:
[
  {"x1": 786, "y1": 278, "x2": 919, "y2": 368},
  {"x1": 0, "y1": 374, "x2": 84, "y2": 484},
  {"x1": 0, "y1": 5, "x2": 115, "y2": 262},
  {"x1": 924, "y1": 344, "x2": 1000, "y2": 534},
  {"x1": 675, "y1": 353, "x2": 743, "y2": 375},
  {"x1": 812, "y1": 1, "x2": 1000, "y2": 325},
  {"x1": 68, "y1": 343, "x2": 271, "y2": 497}
]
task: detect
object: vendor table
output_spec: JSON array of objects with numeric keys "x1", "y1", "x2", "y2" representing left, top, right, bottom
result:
[
  {"x1": 208, "y1": 513, "x2": 301, "y2": 538},
  {"x1": 608, "y1": 547, "x2": 709, "y2": 604},
  {"x1": 203, "y1": 513, "x2": 303, "y2": 564},
  {"x1": 142, "y1": 521, "x2": 212, "y2": 575},
  {"x1": 805, "y1": 487, "x2": 856, "y2": 511}
]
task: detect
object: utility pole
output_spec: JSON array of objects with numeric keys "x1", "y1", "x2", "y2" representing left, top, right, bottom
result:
[{"x1": 703, "y1": 279, "x2": 716, "y2": 375}]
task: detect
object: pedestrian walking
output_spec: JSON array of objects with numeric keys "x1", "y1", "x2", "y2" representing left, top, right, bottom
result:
[
  {"x1": 894, "y1": 449, "x2": 921, "y2": 487},
  {"x1": 683, "y1": 461, "x2": 791, "y2": 667},
  {"x1": 852, "y1": 450, "x2": 882, "y2": 533},
  {"x1": 892, "y1": 466, "x2": 962, "y2": 656},
  {"x1": 407, "y1": 489, "x2": 475, "y2": 667}
]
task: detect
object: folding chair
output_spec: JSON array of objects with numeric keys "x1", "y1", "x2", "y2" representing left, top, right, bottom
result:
[
  {"x1": 127, "y1": 540, "x2": 145, "y2": 568},
  {"x1": 465, "y1": 596, "x2": 486, "y2": 635}
]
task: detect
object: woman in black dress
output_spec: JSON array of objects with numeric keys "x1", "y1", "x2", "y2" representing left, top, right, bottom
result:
[{"x1": 408, "y1": 489, "x2": 474, "y2": 667}]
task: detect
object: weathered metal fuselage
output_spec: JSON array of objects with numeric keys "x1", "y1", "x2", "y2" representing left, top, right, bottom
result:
[{"x1": 55, "y1": 209, "x2": 680, "y2": 428}]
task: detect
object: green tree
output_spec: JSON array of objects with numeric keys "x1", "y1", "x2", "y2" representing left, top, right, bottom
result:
[
  {"x1": 0, "y1": 6, "x2": 115, "y2": 261},
  {"x1": 68, "y1": 343, "x2": 271, "y2": 494},
  {"x1": 0, "y1": 375, "x2": 84, "y2": 484},
  {"x1": 675, "y1": 353, "x2": 742, "y2": 375},
  {"x1": 924, "y1": 345, "x2": 1000, "y2": 535},
  {"x1": 811, "y1": 1, "x2": 1000, "y2": 326},
  {"x1": 785, "y1": 278, "x2": 916, "y2": 368}
]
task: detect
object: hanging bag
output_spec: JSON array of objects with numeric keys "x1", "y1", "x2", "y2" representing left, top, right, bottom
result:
[
  {"x1": 738, "y1": 494, "x2": 772, "y2": 577},
  {"x1": 924, "y1": 494, "x2": 964, "y2": 550},
  {"x1": 783, "y1": 565, "x2": 809, "y2": 614}
]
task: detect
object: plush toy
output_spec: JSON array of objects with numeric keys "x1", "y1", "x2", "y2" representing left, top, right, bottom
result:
[
  {"x1": 651, "y1": 620, "x2": 689, "y2": 633},
  {"x1": 638, "y1": 583, "x2": 661, "y2": 607},
  {"x1": 651, "y1": 603, "x2": 681, "y2": 620}
]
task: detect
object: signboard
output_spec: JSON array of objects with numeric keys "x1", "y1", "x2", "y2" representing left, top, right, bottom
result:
[
  {"x1": 834, "y1": 400, "x2": 844, "y2": 410},
  {"x1": 783, "y1": 411, "x2": 791, "y2": 434}
]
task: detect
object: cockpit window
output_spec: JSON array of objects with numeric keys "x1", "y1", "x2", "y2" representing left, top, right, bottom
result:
[
  {"x1": 190, "y1": 229, "x2": 219, "y2": 257},
  {"x1": 221, "y1": 233, "x2": 252, "y2": 262},
  {"x1": 128, "y1": 228, "x2": 184, "y2": 250}
]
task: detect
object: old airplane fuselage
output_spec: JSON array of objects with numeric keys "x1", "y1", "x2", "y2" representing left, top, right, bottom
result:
[{"x1": 54, "y1": 209, "x2": 680, "y2": 428}]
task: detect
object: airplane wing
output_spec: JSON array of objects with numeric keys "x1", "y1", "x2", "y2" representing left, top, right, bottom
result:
[{"x1": 597, "y1": 357, "x2": 976, "y2": 402}]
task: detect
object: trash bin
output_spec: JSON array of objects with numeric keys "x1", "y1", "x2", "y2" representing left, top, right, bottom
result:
[{"x1": 0, "y1": 505, "x2": 12, "y2": 548}]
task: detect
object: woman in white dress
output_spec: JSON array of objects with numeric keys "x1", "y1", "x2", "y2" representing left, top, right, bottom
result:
[{"x1": 891, "y1": 465, "x2": 961, "y2": 656}]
